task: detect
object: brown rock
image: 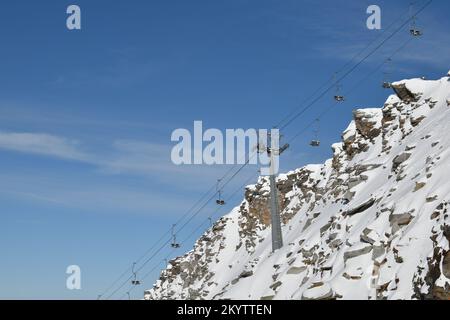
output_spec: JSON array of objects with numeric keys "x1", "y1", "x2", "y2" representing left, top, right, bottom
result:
[
  {"x1": 414, "y1": 182, "x2": 426, "y2": 192},
  {"x1": 287, "y1": 266, "x2": 307, "y2": 275},
  {"x1": 270, "y1": 281, "x2": 282, "y2": 291},
  {"x1": 443, "y1": 251, "x2": 450, "y2": 279},
  {"x1": 389, "y1": 212, "x2": 414, "y2": 227},
  {"x1": 392, "y1": 153, "x2": 411, "y2": 172}
]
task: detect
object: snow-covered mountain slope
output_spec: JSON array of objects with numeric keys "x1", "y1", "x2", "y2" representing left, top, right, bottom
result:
[{"x1": 146, "y1": 73, "x2": 450, "y2": 300}]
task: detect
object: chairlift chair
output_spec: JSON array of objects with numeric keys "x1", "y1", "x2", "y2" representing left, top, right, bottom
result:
[
  {"x1": 409, "y1": 6, "x2": 422, "y2": 37},
  {"x1": 171, "y1": 225, "x2": 181, "y2": 248},
  {"x1": 309, "y1": 119, "x2": 321, "y2": 147},
  {"x1": 131, "y1": 262, "x2": 141, "y2": 286},
  {"x1": 410, "y1": 29, "x2": 422, "y2": 37},
  {"x1": 382, "y1": 59, "x2": 393, "y2": 89},
  {"x1": 382, "y1": 82, "x2": 392, "y2": 89},
  {"x1": 333, "y1": 73, "x2": 345, "y2": 102},
  {"x1": 208, "y1": 217, "x2": 213, "y2": 227},
  {"x1": 171, "y1": 242, "x2": 181, "y2": 249},
  {"x1": 216, "y1": 180, "x2": 226, "y2": 206}
]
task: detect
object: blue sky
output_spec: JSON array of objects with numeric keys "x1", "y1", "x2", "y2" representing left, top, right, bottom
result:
[{"x1": 0, "y1": 0, "x2": 449, "y2": 299}]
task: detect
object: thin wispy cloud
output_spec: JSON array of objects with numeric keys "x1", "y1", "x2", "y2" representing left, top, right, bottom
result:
[
  {"x1": 0, "y1": 132, "x2": 89, "y2": 162},
  {"x1": 0, "y1": 103, "x2": 165, "y2": 131},
  {"x1": 99, "y1": 140, "x2": 173, "y2": 175},
  {"x1": 0, "y1": 172, "x2": 198, "y2": 217},
  {"x1": 0, "y1": 130, "x2": 254, "y2": 202},
  {"x1": 0, "y1": 131, "x2": 183, "y2": 175},
  {"x1": 0, "y1": 130, "x2": 256, "y2": 218}
]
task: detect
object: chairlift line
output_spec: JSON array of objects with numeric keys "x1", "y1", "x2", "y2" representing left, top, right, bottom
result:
[
  {"x1": 101, "y1": 0, "x2": 433, "y2": 300},
  {"x1": 119, "y1": 170, "x2": 261, "y2": 298},
  {"x1": 102, "y1": 150, "x2": 253, "y2": 298},
  {"x1": 151, "y1": 171, "x2": 259, "y2": 274},
  {"x1": 99, "y1": 153, "x2": 248, "y2": 299},
  {"x1": 97, "y1": 183, "x2": 218, "y2": 299},
  {"x1": 120, "y1": 26, "x2": 420, "y2": 289},
  {"x1": 112, "y1": 152, "x2": 259, "y2": 300}
]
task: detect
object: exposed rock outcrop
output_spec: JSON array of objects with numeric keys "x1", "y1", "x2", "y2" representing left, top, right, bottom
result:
[{"x1": 146, "y1": 75, "x2": 450, "y2": 301}]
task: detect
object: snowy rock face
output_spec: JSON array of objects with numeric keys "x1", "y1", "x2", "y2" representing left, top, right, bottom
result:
[{"x1": 146, "y1": 75, "x2": 450, "y2": 300}]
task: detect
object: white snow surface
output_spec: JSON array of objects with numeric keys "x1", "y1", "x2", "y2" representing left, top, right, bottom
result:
[{"x1": 146, "y1": 75, "x2": 450, "y2": 300}]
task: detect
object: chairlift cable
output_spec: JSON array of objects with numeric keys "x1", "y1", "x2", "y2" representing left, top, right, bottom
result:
[
  {"x1": 273, "y1": 3, "x2": 415, "y2": 130},
  {"x1": 120, "y1": 170, "x2": 260, "y2": 299},
  {"x1": 105, "y1": 151, "x2": 259, "y2": 299},
  {"x1": 287, "y1": 36, "x2": 414, "y2": 145},
  {"x1": 99, "y1": 153, "x2": 252, "y2": 299},
  {"x1": 102, "y1": 0, "x2": 432, "y2": 300},
  {"x1": 278, "y1": 0, "x2": 432, "y2": 132}
]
